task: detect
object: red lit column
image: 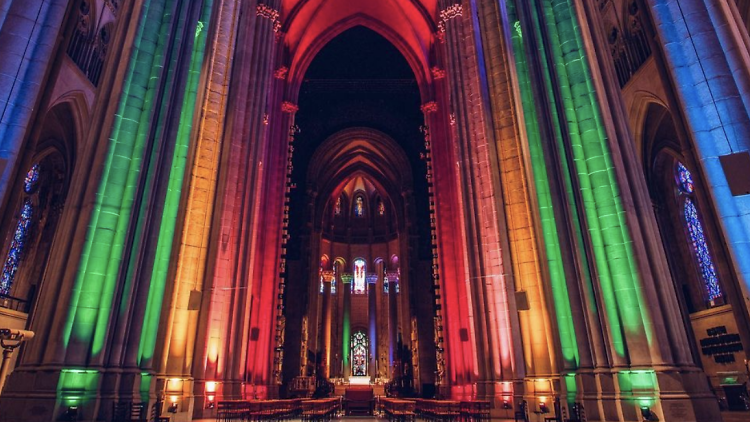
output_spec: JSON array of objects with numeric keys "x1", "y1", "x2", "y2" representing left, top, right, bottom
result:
[
  {"x1": 194, "y1": 0, "x2": 280, "y2": 400},
  {"x1": 368, "y1": 274, "x2": 378, "y2": 382},
  {"x1": 437, "y1": 0, "x2": 519, "y2": 399},
  {"x1": 320, "y1": 276, "x2": 333, "y2": 378}
]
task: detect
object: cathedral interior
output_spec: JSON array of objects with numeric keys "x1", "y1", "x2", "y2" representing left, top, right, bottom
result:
[{"x1": 1, "y1": 0, "x2": 750, "y2": 421}]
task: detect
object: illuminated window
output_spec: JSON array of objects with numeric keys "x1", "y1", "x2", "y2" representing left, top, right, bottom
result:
[
  {"x1": 384, "y1": 276, "x2": 389, "y2": 294},
  {"x1": 25, "y1": 163, "x2": 40, "y2": 194},
  {"x1": 1, "y1": 199, "x2": 34, "y2": 295},
  {"x1": 354, "y1": 195, "x2": 364, "y2": 217},
  {"x1": 351, "y1": 331, "x2": 368, "y2": 376},
  {"x1": 378, "y1": 198, "x2": 385, "y2": 216},
  {"x1": 331, "y1": 278, "x2": 336, "y2": 294},
  {"x1": 676, "y1": 162, "x2": 722, "y2": 302},
  {"x1": 334, "y1": 196, "x2": 342, "y2": 216},
  {"x1": 353, "y1": 259, "x2": 366, "y2": 294}
]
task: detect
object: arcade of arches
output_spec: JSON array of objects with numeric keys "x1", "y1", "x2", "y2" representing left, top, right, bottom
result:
[{"x1": 2, "y1": 1, "x2": 750, "y2": 421}]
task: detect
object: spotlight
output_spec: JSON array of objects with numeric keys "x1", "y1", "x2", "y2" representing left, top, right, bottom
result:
[
  {"x1": 168, "y1": 397, "x2": 179, "y2": 413},
  {"x1": 64, "y1": 406, "x2": 79, "y2": 421},
  {"x1": 539, "y1": 400, "x2": 549, "y2": 414},
  {"x1": 640, "y1": 406, "x2": 656, "y2": 421}
]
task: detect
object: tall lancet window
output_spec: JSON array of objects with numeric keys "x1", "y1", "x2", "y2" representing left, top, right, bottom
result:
[
  {"x1": 351, "y1": 331, "x2": 368, "y2": 376},
  {"x1": 676, "y1": 162, "x2": 722, "y2": 303},
  {"x1": 353, "y1": 259, "x2": 366, "y2": 294},
  {"x1": 377, "y1": 198, "x2": 385, "y2": 216},
  {"x1": 354, "y1": 195, "x2": 364, "y2": 217},
  {"x1": 334, "y1": 196, "x2": 342, "y2": 216},
  {"x1": 1, "y1": 164, "x2": 41, "y2": 295}
]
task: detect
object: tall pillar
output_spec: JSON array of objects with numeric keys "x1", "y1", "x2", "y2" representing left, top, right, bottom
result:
[
  {"x1": 367, "y1": 274, "x2": 378, "y2": 381},
  {"x1": 387, "y1": 271, "x2": 399, "y2": 379},
  {"x1": 192, "y1": 0, "x2": 280, "y2": 401},
  {"x1": 437, "y1": 0, "x2": 520, "y2": 400},
  {"x1": 320, "y1": 276, "x2": 333, "y2": 378},
  {"x1": 341, "y1": 273, "x2": 352, "y2": 380},
  {"x1": 158, "y1": 0, "x2": 242, "y2": 417}
]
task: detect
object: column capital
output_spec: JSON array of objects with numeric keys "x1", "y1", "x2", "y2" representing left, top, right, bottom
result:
[
  {"x1": 437, "y1": 3, "x2": 463, "y2": 33},
  {"x1": 421, "y1": 101, "x2": 438, "y2": 114},
  {"x1": 366, "y1": 274, "x2": 379, "y2": 284},
  {"x1": 320, "y1": 270, "x2": 335, "y2": 282},
  {"x1": 340, "y1": 273, "x2": 353, "y2": 283},
  {"x1": 256, "y1": 3, "x2": 281, "y2": 33},
  {"x1": 281, "y1": 101, "x2": 299, "y2": 113}
]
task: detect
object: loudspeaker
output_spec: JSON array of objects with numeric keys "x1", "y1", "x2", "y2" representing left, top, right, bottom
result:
[
  {"x1": 515, "y1": 291, "x2": 530, "y2": 311},
  {"x1": 720, "y1": 152, "x2": 750, "y2": 196},
  {"x1": 187, "y1": 290, "x2": 202, "y2": 310},
  {"x1": 459, "y1": 328, "x2": 469, "y2": 342}
]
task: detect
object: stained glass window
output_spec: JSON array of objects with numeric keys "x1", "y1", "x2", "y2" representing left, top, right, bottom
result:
[
  {"x1": 1, "y1": 199, "x2": 34, "y2": 295},
  {"x1": 676, "y1": 162, "x2": 694, "y2": 194},
  {"x1": 24, "y1": 163, "x2": 40, "y2": 194},
  {"x1": 351, "y1": 331, "x2": 368, "y2": 376},
  {"x1": 319, "y1": 272, "x2": 324, "y2": 294},
  {"x1": 334, "y1": 196, "x2": 342, "y2": 216},
  {"x1": 355, "y1": 195, "x2": 364, "y2": 217},
  {"x1": 676, "y1": 162, "x2": 722, "y2": 302},
  {"x1": 384, "y1": 276, "x2": 389, "y2": 294},
  {"x1": 331, "y1": 279, "x2": 336, "y2": 294},
  {"x1": 353, "y1": 259, "x2": 366, "y2": 294},
  {"x1": 378, "y1": 199, "x2": 385, "y2": 216}
]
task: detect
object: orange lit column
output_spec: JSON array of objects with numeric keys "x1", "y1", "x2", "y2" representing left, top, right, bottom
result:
[
  {"x1": 387, "y1": 270, "x2": 399, "y2": 379},
  {"x1": 320, "y1": 275, "x2": 333, "y2": 378},
  {"x1": 473, "y1": 0, "x2": 563, "y2": 409},
  {"x1": 438, "y1": 0, "x2": 519, "y2": 399},
  {"x1": 192, "y1": 0, "x2": 280, "y2": 401},
  {"x1": 367, "y1": 273, "x2": 378, "y2": 382},
  {"x1": 341, "y1": 273, "x2": 352, "y2": 380},
  {"x1": 156, "y1": 0, "x2": 243, "y2": 416}
]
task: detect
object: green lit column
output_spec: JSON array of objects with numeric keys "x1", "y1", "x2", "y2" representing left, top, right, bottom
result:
[
  {"x1": 504, "y1": 0, "x2": 582, "y2": 372},
  {"x1": 58, "y1": 0, "x2": 180, "y2": 411},
  {"x1": 61, "y1": 0, "x2": 174, "y2": 363},
  {"x1": 535, "y1": 0, "x2": 653, "y2": 356},
  {"x1": 341, "y1": 273, "x2": 352, "y2": 380},
  {"x1": 138, "y1": 0, "x2": 214, "y2": 368}
]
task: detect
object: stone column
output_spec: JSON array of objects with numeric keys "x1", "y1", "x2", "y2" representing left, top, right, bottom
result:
[
  {"x1": 341, "y1": 273, "x2": 352, "y2": 380},
  {"x1": 161, "y1": 0, "x2": 244, "y2": 415},
  {"x1": 437, "y1": 0, "x2": 520, "y2": 399},
  {"x1": 320, "y1": 275, "x2": 333, "y2": 378},
  {"x1": 387, "y1": 270, "x2": 399, "y2": 379},
  {"x1": 192, "y1": 0, "x2": 280, "y2": 401},
  {"x1": 367, "y1": 273, "x2": 378, "y2": 381}
]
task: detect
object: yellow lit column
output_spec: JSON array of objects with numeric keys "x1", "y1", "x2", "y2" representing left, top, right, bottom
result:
[
  {"x1": 320, "y1": 274, "x2": 333, "y2": 378},
  {"x1": 473, "y1": 0, "x2": 561, "y2": 407},
  {"x1": 156, "y1": 0, "x2": 242, "y2": 414}
]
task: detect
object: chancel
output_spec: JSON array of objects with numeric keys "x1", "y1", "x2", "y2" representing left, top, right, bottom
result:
[{"x1": 1, "y1": 1, "x2": 750, "y2": 421}]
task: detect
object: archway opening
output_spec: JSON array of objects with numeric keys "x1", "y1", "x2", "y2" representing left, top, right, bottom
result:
[{"x1": 282, "y1": 26, "x2": 434, "y2": 396}]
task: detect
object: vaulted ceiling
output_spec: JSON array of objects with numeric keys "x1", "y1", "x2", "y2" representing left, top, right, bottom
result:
[{"x1": 281, "y1": 0, "x2": 438, "y2": 93}]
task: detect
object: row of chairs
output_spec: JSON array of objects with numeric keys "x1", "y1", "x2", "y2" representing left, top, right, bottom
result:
[
  {"x1": 381, "y1": 398, "x2": 416, "y2": 422},
  {"x1": 300, "y1": 398, "x2": 341, "y2": 421},
  {"x1": 382, "y1": 398, "x2": 491, "y2": 422},
  {"x1": 216, "y1": 399, "x2": 302, "y2": 421}
]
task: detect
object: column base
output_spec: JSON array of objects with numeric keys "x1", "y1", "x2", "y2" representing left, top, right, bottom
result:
[{"x1": 569, "y1": 367, "x2": 721, "y2": 421}]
